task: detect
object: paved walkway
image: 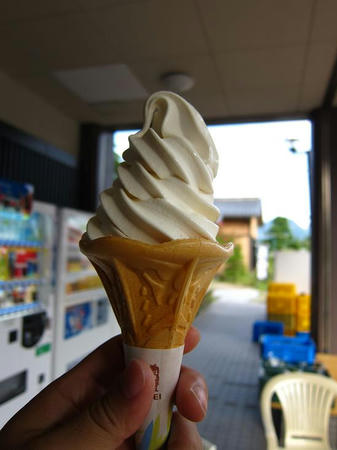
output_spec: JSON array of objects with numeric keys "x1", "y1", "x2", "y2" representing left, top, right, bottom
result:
[{"x1": 184, "y1": 289, "x2": 266, "y2": 450}]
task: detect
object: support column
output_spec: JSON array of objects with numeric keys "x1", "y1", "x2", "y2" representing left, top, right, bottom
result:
[
  {"x1": 311, "y1": 108, "x2": 337, "y2": 353},
  {"x1": 78, "y1": 124, "x2": 114, "y2": 212}
]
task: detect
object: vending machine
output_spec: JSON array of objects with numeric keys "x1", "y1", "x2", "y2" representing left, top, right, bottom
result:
[
  {"x1": 53, "y1": 207, "x2": 119, "y2": 378},
  {"x1": 0, "y1": 180, "x2": 55, "y2": 427}
]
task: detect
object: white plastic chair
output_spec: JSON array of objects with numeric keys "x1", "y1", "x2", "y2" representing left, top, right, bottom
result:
[{"x1": 260, "y1": 372, "x2": 337, "y2": 449}]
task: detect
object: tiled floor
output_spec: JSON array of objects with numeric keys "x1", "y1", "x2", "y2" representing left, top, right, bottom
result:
[
  {"x1": 184, "y1": 293, "x2": 266, "y2": 450},
  {"x1": 184, "y1": 290, "x2": 337, "y2": 450}
]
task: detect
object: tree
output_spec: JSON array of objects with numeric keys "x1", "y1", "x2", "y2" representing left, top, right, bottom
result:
[
  {"x1": 263, "y1": 217, "x2": 298, "y2": 251},
  {"x1": 219, "y1": 243, "x2": 247, "y2": 283},
  {"x1": 262, "y1": 216, "x2": 310, "y2": 251}
]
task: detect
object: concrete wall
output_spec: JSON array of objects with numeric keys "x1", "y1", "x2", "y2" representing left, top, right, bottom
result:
[
  {"x1": 274, "y1": 249, "x2": 311, "y2": 294},
  {"x1": 0, "y1": 70, "x2": 79, "y2": 156}
]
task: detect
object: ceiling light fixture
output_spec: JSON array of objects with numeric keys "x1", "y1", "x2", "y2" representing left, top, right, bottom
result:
[{"x1": 160, "y1": 72, "x2": 195, "y2": 92}]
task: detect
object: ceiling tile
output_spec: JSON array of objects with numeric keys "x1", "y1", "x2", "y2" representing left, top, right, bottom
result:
[
  {"x1": 0, "y1": 0, "x2": 81, "y2": 22},
  {"x1": 92, "y1": 99, "x2": 145, "y2": 125},
  {"x1": 90, "y1": 0, "x2": 208, "y2": 61},
  {"x1": 197, "y1": 0, "x2": 314, "y2": 51},
  {"x1": 298, "y1": 43, "x2": 337, "y2": 110},
  {"x1": 13, "y1": 74, "x2": 100, "y2": 122},
  {"x1": 0, "y1": 24, "x2": 48, "y2": 76},
  {"x1": 183, "y1": 92, "x2": 229, "y2": 121},
  {"x1": 0, "y1": 12, "x2": 109, "y2": 74},
  {"x1": 216, "y1": 47, "x2": 306, "y2": 93},
  {"x1": 310, "y1": 0, "x2": 337, "y2": 43},
  {"x1": 0, "y1": 0, "x2": 333, "y2": 123},
  {"x1": 77, "y1": 0, "x2": 145, "y2": 10},
  {"x1": 226, "y1": 86, "x2": 298, "y2": 116}
]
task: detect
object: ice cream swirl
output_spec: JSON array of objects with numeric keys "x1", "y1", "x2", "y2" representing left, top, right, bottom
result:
[{"x1": 87, "y1": 91, "x2": 220, "y2": 244}]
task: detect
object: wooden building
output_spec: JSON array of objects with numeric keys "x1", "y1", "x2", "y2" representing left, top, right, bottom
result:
[{"x1": 215, "y1": 198, "x2": 262, "y2": 270}]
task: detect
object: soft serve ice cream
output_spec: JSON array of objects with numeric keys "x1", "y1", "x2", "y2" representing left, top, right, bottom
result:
[
  {"x1": 80, "y1": 91, "x2": 232, "y2": 450},
  {"x1": 86, "y1": 91, "x2": 220, "y2": 243}
]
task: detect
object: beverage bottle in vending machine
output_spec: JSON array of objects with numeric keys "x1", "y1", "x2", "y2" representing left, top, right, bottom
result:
[
  {"x1": 14, "y1": 250, "x2": 26, "y2": 278},
  {"x1": 0, "y1": 247, "x2": 9, "y2": 280}
]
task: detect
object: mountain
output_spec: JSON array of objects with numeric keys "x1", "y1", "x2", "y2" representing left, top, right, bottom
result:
[{"x1": 258, "y1": 219, "x2": 310, "y2": 241}]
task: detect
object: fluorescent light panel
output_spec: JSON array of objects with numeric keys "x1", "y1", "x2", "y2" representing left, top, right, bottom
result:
[{"x1": 53, "y1": 63, "x2": 148, "y2": 102}]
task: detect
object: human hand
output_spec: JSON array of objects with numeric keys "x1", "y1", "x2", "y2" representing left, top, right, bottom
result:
[{"x1": 0, "y1": 327, "x2": 207, "y2": 449}]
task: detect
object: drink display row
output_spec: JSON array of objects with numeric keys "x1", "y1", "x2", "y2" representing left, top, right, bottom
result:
[
  {"x1": 0, "y1": 210, "x2": 43, "y2": 243},
  {"x1": 0, "y1": 284, "x2": 38, "y2": 309},
  {"x1": 0, "y1": 247, "x2": 40, "y2": 281},
  {"x1": 67, "y1": 255, "x2": 91, "y2": 273},
  {"x1": 66, "y1": 275, "x2": 102, "y2": 294}
]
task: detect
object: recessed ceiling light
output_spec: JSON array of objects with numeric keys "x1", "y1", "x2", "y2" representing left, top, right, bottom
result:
[
  {"x1": 53, "y1": 64, "x2": 148, "y2": 103},
  {"x1": 160, "y1": 72, "x2": 195, "y2": 92}
]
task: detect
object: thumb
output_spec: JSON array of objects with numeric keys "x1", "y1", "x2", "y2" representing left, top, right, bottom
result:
[{"x1": 31, "y1": 359, "x2": 155, "y2": 450}]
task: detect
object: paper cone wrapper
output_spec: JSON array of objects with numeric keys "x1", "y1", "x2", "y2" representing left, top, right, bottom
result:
[
  {"x1": 79, "y1": 235, "x2": 233, "y2": 448},
  {"x1": 124, "y1": 344, "x2": 184, "y2": 449}
]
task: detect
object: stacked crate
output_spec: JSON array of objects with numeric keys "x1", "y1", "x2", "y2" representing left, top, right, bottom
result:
[
  {"x1": 267, "y1": 283, "x2": 297, "y2": 335},
  {"x1": 296, "y1": 294, "x2": 311, "y2": 333}
]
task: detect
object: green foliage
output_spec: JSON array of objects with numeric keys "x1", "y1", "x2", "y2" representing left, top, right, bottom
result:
[
  {"x1": 263, "y1": 217, "x2": 293, "y2": 250},
  {"x1": 113, "y1": 151, "x2": 123, "y2": 178},
  {"x1": 217, "y1": 235, "x2": 255, "y2": 286},
  {"x1": 216, "y1": 218, "x2": 310, "y2": 291},
  {"x1": 300, "y1": 236, "x2": 311, "y2": 250},
  {"x1": 218, "y1": 243, "x2": 250, "y2": 284},
  {"x1": 216, "y1": 234, "x2": 228, "y2": 246},
  {"x1": 216, "y1": 236, "x2": 270, "y2": 289},
  {"x1": 223, "y1": 244, "x2": 246, "y2": 282},
  {"x1": 262, "y1": 216, "x2": 310, "y2": 251}
]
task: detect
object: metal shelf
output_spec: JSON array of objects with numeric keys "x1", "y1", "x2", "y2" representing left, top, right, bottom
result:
[
  {"x1": 0, "y1": 278, "x2": 47, "y2": 290},
  {"x1": 65, "y1": 288, "x2": 106, "y2": 306},
  {"x1": 0, "y1": 302, "x2": 43, "y2": 320},
  {"x1": 67, "y1": 243, "x2": 80, "y2": 251},
  {"x1": 0, "y1": 239, "x2": 43, "y2": 248},
  {"x1": 65, "y1": 269, "x2": 97, "y2": 283}
]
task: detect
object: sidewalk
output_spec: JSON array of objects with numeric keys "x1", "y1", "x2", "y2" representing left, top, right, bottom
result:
[
  {"x1": 184, "y1": 292, "x2": 266, "y2": 450},
  {"x1": 185, "y1": 289, "x2": 337, "y2": 450}
]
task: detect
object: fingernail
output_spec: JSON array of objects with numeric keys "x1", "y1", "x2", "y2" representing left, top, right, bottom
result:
[
  {"x1": 191, "y1": 383, "x2": 207, "y2": 414},
  {"x1": 121, "y1": 359, "x2": 145, "y2": 399}
]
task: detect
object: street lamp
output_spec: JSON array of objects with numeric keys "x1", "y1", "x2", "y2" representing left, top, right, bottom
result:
[{"x1": 286, "y1": 138, "x2": 312, "y2": 225}]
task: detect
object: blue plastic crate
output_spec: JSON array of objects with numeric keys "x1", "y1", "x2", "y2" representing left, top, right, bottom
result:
[
  {"x1": 261, "y1": 335, "x2": 316, "y2": 364},
  {"x1": 252, "y1": 320, "x2": 284, "y2": 342},
  {"x1": 296, "y1": 331, "x2": 311, "y2": 341}
]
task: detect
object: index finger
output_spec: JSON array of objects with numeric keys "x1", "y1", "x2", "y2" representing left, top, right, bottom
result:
[{"x1": 184, "y1": 326, "x2": 200, "y2": 354}]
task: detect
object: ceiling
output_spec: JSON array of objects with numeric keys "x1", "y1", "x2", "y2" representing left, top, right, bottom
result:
[{"x1": 0, "y1": 0, "x2": 336, "y2": 126}]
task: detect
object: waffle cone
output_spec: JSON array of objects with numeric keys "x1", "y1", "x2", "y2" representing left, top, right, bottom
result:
[{"x1": 80, "y1": 235, "x2": 233, "y2": 349}]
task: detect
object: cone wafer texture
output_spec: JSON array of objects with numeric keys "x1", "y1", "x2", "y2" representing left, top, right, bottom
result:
[{"x1": 80, "y1": 235, "x2": 232, "y2": 348}]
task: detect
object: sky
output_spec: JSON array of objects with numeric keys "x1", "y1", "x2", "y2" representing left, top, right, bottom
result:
[{"x1": 113, "y1": 119, "x2": 312, "y2": 230}]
